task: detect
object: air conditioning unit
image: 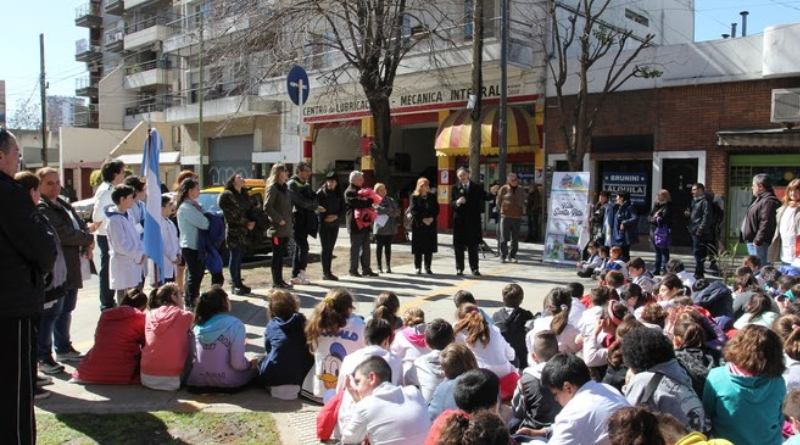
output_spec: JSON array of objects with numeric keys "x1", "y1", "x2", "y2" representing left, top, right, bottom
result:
[{"x1": 771, "y1": 88, "x2": 800, "y2": 124}]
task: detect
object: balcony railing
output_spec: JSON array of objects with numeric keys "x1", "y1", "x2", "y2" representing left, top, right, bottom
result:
[
  {"x1": 75, "y1": 2, "x2": 103, "y2": 27},
  {"x1": 74, "y1": 105, "x2": 99, "y2": 128},
  {"x1": 104, "y1": 24, "x2": 126, "y2": 50},
  {"x1": 125, "y1": 15, "x2": 172, "y2": 35},
  {"x1": 103, "y1": 0, "x2": 124, "y2": 15},
  {"x1": 125, "y1": 98, "x2": 180, "y2": 116},
  {"x1": 124, "y1": 58, "x2": 172, "y2": 75},
  {"x1": 75, "y1": 39, "x2": 103, "y2": 61}
]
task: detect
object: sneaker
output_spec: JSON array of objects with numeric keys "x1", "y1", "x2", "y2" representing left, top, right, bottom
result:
[
  {"x1": 56, "y1": 347, "x2": 84, "y2": 363},
  {"x1": 37, "y1": 374, "x2": 54, "y2": 387},
  {"x1": 34, "y1": 387, "x2": 51, "y2": 401},
  {"x1": 39, "y1": 358, "x2": 65, "y2": 375},
  {"x1": 456, "y1": 270, "x2": 464, "y2": 276},
  {"x1": 377, "y1": 267, "x2": 383, "y2": 273},
  {"x1": 511, "y1": 258, "x2": 519, "y2": 264}
]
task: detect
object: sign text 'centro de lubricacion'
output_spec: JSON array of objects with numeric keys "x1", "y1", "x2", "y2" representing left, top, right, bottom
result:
[{"x1": 303, "y1": 83, "x2": 523, "y2": 118}]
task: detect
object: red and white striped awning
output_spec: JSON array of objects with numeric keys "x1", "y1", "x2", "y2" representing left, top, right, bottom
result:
[{"x1": 434, "y1": 105, "x2": 540, "y2": 156}]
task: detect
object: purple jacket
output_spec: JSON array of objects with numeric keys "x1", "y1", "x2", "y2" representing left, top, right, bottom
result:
[{"x1": 187, "y1": 314, "x2": 255, "y2": 389}]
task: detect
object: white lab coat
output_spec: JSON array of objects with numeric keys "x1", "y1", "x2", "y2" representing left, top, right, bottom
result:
[
  {"x1": 148, "y1": 216, "x2": 180, "y2": 284},
  {"x1": 106, "y1": 206, "x2": 145, "y2": 290}
]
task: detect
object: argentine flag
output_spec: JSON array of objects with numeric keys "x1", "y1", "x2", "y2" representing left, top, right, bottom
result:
[{"x1": 142, "y1": 128, "x2": 165, "y2": 282}]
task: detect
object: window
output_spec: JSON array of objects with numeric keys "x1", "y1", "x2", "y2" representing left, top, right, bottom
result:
[{"x1": 625, "y1": 9, "x2": 649, "y2": 27}]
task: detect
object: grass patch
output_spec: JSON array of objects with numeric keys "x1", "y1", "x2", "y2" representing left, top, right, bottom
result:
[{"x1": 37, "y1": 411, "x2": 281, "y2": 445}]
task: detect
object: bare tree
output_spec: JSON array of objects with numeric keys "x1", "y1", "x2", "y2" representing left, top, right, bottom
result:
[
  {"x1": 202, "y1": 0, "x2": 462, "y2": 181},
  {"x1": 8, "y1": 98, "x2": 41, "y2": 130},
  {"x1": 547, "y1": 0, "x2": 661, "y2": 171}
]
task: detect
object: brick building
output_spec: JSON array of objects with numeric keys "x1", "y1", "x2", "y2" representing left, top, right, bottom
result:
[{"x1": 545, "y1": 23, "x2": 800, "y2": 249}]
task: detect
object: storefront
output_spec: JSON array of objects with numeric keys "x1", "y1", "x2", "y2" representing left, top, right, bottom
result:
[{"x1": 719, "y1": 129, "x2": 800, "y2": 251}]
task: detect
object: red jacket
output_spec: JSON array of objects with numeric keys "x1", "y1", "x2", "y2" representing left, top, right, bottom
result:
[
  {"x1": 73, "y1": 306, "x2": 145, "y2": 385},
  {"x1": 141, "y1": 305, "x2": 194, "y2": 377}
]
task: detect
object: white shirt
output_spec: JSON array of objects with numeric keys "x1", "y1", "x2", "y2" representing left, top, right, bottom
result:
[
  {"x1": 92, "y1": 182, "x2": 114, "y2": 236},
  {"x1": 527, "y1": 316, "x2": 580, "y2": 354},
  {"x1": 455, "y1": 325, "x2": 516, "y2": 378},
  {"x1": 336, "y1": 346, "x2": 404, "y2": 437},
  {"x1": 340, "y1": 382, "x2": 431, "y2": 445},
  {"x1": 548, "y1": 380, "x2": 630, "y2": 445},
  {"x1": 568, "y1": 298, "x2": 586, "y2": 327}
]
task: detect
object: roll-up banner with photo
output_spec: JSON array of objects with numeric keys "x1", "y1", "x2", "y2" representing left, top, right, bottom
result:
[{"x1": 544, "y1": 172, "x2": 590, "y2": 265}]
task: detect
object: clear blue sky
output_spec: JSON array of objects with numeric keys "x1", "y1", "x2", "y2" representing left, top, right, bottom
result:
[{"x1": 3, "y1": 1, "x2": 800, "y2": 120}]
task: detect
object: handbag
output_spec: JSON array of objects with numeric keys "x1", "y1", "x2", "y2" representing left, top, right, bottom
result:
[{"x1": 653, "y1": 225, "x2": 671, "y2": 249}]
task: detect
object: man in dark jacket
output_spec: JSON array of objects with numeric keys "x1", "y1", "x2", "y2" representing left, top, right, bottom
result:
[
  {"x1": 36, "y1": 168, "x2": 95, "y2": 367},
  {"x1": 687, "y1": 183, "x2": 714, "y2": 279},
  {"x1": 287, "y1": 162, "x2": 324, "y2": 285},
  {"x1": 345, "y1": 170, "x2": 378, "y2": 277},
  {"x1": 451, "y1": 167, "x2": 489, "y2": 276},
  {"x1": 0, "y1": 129, "x2": 58, "y2": 445},
  {"x1": 317, "y1": 172, "x2": 345, "y2": 280},
  {"x1": 743, "y1": 173, "x2": 781, "y2": 267}
]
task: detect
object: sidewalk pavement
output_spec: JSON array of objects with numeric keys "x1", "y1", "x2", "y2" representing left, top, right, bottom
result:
[{"x1": 36, "y1": 234, "x2": 695, "y2": 445}]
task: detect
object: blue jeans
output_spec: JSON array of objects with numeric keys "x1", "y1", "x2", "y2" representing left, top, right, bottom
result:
[
  {"x1": 54, "y1": 288, "x2": 78, "y2": 354},
  {"x1": 228, "y1": 246, "x2": 245, "y2": 287},
  {"x1": 38, "y1": 293, "x2": 65, "y2": 361},
  {"x1": 747, "y1": 242, "x2": 770, "y2": 267}
]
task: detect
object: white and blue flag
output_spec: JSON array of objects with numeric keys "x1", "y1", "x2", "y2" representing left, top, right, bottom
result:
[{"x1": 142, "y1": 128, "x2": 165, "y2": 282}]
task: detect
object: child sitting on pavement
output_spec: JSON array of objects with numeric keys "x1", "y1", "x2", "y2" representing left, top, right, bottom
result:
[
  {"x1": 258, "y1": 288, "x2": 314, "y2": 400},
  {"x1": 577, "y1": 241, "x2": 603, "y2": 278},
  {"x1": 140, "y1": 283, "x2": 193, "y2": 391},
  {"x1": 407, "y1": 318, "x2": 454, "y2": 402},
  {"x1": 453, "y1": 290, "x2": 493, "y2": 325},
  {"x1": 510, "y1": 330, "x2": 562, "y2": 435},
  {"x1": 71, "y1": 289, "x2": 147, "y2": 385},
  {"x1": 492, "y1": 283, "x2": 534, "y2": 369},
  {"x1": 628, "y1": 257, "x2": 656, "y2": 293},
  {"x1": 186, "y1": 286, "x2": 256, "y2": 393},
  {"x1": 454, "y1": 302, "x2": 518, "y2": 401},
  {"x1": 301, "y1": 288, "x2": 365, "y2": 403},
  {"x1": 528, "y1": 287, "x2": 580, "y2": 354},
  {"x1": 391, "y1": 308, "x2": 430, "y2": 384}
]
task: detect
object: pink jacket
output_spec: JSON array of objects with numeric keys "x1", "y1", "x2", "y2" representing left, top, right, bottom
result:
[
  {"x1": 141, "y1": 305, "x2": 194, "y2": 377},
  {"x1": 354, "y1": 188, "x2": 382, "y2": 230}
]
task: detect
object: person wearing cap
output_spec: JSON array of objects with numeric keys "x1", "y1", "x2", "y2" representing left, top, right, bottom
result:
[{"x1": 317, "y1": 171, "x2": 345, "y2": 280}]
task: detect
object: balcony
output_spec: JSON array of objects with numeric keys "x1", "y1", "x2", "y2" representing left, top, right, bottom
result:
[
  {"x1": 124, "y1": 16, "x2": 170, "y2": 51},
  {"x1": 166, "y1": 95, "x2": 281, "y2": 124},
  {"x1": 103, "y1": 0, "x2": 124, "y2": 16},
  {"x1": 123, "y1": 59, "x2": 173, "y2": 89},
  {"x1": 75, "y1": 39, "x2": 103, "y2": 63},
  {"x1": 74, "y1": 105, "x2": 99, "y2": 128},
  {"x1": 75, "y1": 76, "x2": 99, "y2": 98},
  {"x1": 163, "y1": 14, "x2": 250, "y2": 57},
  {"x1": 104, "y1": 24, "x2": 126, "y2": 53},
  {"x1": 75, "y1": 2, "x2": 103, "y2": 28},
  {"x1": 124, "y1": 0, "x2": 160, "y2": 10},
  {"x1": 124, "y1": 102, "x2": 170, "y2": 130}
]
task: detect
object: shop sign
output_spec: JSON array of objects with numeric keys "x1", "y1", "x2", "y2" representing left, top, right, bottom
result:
[
  {"x1": 602, "y1": 172, "x2": 648, "y2": 206},
  {"x1": 303, "y1": 83, "x2": 525, "y2": 118}
]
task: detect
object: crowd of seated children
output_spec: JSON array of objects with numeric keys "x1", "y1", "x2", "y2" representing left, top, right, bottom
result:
[{"x1": 492, "y1": 283, "x2": 534, "y2": 369}]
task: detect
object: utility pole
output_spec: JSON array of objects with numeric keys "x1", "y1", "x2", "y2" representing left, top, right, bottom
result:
[
  {"x1": 40, "y1": 33, "x2": 48, "y2": 167},
  {"x1": 468, "y1": 0, "x2": 484, "y2": 183},
  {"x1": 197, "y1": 13, "x2": 205, "y2": 187},
  {"x1": 498, "y1": 0, "x2": 509, "y2": 184}
]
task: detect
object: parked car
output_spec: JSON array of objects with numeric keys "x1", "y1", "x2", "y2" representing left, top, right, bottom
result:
[{"x1": 72, "y1": 198, "x2": 95, "y2": 223}]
